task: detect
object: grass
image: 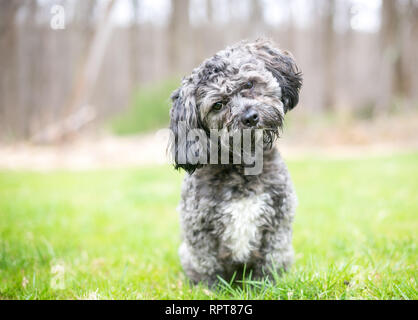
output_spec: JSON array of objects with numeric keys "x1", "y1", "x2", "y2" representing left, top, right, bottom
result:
[
  {"x1": 111, "y1": 79, "x2": 179, "y2": 135},
  {"x1": 0, "y1": 152, "x2": 417, "y2": 299}
]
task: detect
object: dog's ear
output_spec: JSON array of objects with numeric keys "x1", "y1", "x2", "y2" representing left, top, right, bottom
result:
[
  {"x1": 252, "y1": 40, "x2": 302, "y2": 113},
  {"x1": 169, "y1": 82, "x2": 206, "y2": 174}
]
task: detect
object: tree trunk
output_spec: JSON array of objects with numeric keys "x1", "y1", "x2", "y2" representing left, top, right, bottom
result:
[
  {"x1": 322, "y1": 0, "x2": 336, "y2": 111},
  {"x1": 0, "y1": 1, "x2": 20, "y2": 138},
  {"x1": 129, "y1": 0, "x2": 141, "y2": 88},
  {"x1": 168, "y1": 0, "x2": 190, "y2": 75},
  {"x1": 380, "y1": 0, "x2": 409, "y2": 109}
]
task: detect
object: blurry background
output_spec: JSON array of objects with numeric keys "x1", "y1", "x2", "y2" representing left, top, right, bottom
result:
[{"x1": 0, "y1": 0, "x2": 417, "y2": 167}]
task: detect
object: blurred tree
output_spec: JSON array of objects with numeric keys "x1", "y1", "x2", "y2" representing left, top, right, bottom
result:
[
  {"x1": 338, "y1": 0, "x2": 354, "y2": 109},
  {"x1": 23, "y1": 0, "x2": 41, "y2": 138},
  {"x1": 322, "y1": 0, "x2": 336, "y2": 111},
  {"x1": 206, "y1": 0, "x2": 213, "y2": 23},
  {"x1": 380, "y1": 0, "x2": 409, "y2": 109},
  {"x1": 168, "y1": 0, "x2": 190, "y2": 75},
  {"x1": 1, "y1": 0, "x2": 418, "y2": 141},
  {"x1": 196, "y1": 0, "x2": 215, "y2": 65},
  {"x1": 130, "y1": 0, "x2": 141, "y2": 86},
  {"x1": 32, "y1": 0, "x2": 116, "y2": 143},
  {"x1": 73, "y1": 0, "x2": 97, "y2": 52},
  {"x1": 250, "y1": 0, "x2": 264, "y2": 32},
  {"x1": 409, "y1": 0, "x2": 418, "y2": 104},
  {"x1": 0, "y1": 0, "x2": 21, "y2": 137},
  {"x1": 286, "y1": 0, "x2": 296, "y2": 52}
]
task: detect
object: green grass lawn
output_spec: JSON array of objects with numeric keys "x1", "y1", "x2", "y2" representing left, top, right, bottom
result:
[{"x1": 0, "y1": 153, "x2": 417, "y2": 300}]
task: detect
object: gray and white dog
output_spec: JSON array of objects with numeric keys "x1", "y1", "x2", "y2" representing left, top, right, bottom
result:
[{"x1": 169, "y1": 39, "x2": 302, "y2": 286}]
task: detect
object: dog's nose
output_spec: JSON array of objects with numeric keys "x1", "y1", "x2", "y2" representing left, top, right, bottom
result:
[{"x1": 241, "y1": 109, "x2": 259, "y2": 127}]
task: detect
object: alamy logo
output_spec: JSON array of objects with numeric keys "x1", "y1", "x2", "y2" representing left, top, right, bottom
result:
[
  {"x1": 168, "y1": 121, "x2": 265, "y2": 175},
  {"x1": 50, "y1": 264, "x2": 65, "y2": 290},
  {"x1": 50, "y1": 5, "x2": 65, "y2": 30}
]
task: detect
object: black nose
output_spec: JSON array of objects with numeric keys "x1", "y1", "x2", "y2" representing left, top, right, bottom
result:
[{"x1": 241, "y1": 109, "x2": 259, "y2": 127}]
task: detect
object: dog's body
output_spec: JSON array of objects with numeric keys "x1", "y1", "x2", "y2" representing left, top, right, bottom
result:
[
  {"x1": 178, "y1": 147, "x2": 297, "y2": 285},
  {"x1": 169, "y1": 39, "x2": 302, "y2": 286}
]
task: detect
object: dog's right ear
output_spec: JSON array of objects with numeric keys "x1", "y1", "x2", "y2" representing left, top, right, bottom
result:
[{"x1": 169, "y1": 82, "x2": 205, "y2": 174}]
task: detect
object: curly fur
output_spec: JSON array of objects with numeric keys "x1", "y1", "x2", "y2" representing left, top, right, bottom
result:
[{"x1": 169, "y1": 39, "x2": 302, "y2": 286}]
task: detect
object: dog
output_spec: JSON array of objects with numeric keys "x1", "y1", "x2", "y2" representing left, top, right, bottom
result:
[{"x1": 168, "y1": 39, "x2": 302, "y2": 287}]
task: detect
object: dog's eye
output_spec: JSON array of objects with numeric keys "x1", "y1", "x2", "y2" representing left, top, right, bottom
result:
[
  {"x1": 212, "y1": 101, "x2": 224, "y2": 111},
  {"x1": 243, "y1": 81, "x2": 254, "y2": 90}
]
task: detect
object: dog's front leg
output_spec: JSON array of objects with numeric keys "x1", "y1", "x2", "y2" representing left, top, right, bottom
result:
[
  {"x1": 178, "y1": 240, "x2": 223, "y2": 287},
  {"x1": 255, "y1": 225, "x2": 294, "y2": 280}
]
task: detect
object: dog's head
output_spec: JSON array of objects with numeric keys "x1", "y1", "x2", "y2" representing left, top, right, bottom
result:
[{"x1": 169, "y1": 39, "x2": 302, "y2": 173}]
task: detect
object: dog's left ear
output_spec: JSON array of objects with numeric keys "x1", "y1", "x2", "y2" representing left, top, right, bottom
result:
[{"x1": 252, "y1": 40, "x2": 303, "y2": 112}]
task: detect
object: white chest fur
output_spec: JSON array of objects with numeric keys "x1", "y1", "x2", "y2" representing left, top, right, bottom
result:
[{"x1": 221, "y1": 193, "x2": 272, "y2": 263}]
